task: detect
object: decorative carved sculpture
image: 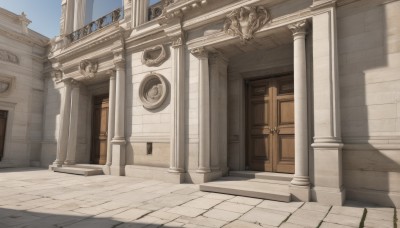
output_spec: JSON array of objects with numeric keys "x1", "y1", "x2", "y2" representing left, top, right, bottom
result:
[
  {"x1": 0, "y1": 49, "x2": 19, "y2": 65},
  {"x1": 224, "y1": 6, "x2": 271, "y2": 43},
  {"x1": 191, "y1": 47, "x2": 208, "y2": 59},
  {"x1": 142, "y1": 45, "x2": 169, "y2": 67},
  {"x1": 0, "y1": 76, "x2": 15, "y2": 97},
  {"x1": 139, "y1": 73, "x2": 168, "y2": 110},
  {"x1": 79, "y1": 59, "x2": 98, "y2": 79}
]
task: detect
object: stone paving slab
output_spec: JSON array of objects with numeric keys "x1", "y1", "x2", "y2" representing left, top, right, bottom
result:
[{"x1": 0, "y1": 168, "x2": 397, "y2": 228}]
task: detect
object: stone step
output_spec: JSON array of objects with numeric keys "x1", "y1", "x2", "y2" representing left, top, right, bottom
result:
[
  {"x1": 200, "y1": 176, "x2": 291, "y2": 202},
  {"x1": 68, "y1": 164, "x2": 104, "y2": 170},
  {"x1": 229, "y1": 171, "x2": 293, "y2": 182},
  {"x1": 53, "y1": 167, "x2": 103, "y2": 176}
]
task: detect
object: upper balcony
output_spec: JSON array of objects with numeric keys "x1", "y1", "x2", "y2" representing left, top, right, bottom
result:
[{"x1": 67, "y1": 8, "x2": 123, "y2": 43}]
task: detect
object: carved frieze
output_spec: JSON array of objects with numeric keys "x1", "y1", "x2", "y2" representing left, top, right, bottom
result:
[
  {"x1": 0, "y1": 49, "x2": 19, "y2": 65},
  {"x1": 224, "y1": 6, "x2": 271, "y2": 43},
  {"x1": 0, "y1": 76, "x2": 15, "y2": 97},
  {"x1": 139, "y1": 73, "x2": 168, "y2": 110},
  {"x1": 79, "y1": 59, "x2": 98, "y2": 79},
  {"x1": 142, "y1": 45, "x2": 169, "y2": 67}
]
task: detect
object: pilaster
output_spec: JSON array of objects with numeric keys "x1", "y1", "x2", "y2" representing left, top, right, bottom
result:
[{"x1": 311, "y1": 5, "x2": 345, "y2": 205}]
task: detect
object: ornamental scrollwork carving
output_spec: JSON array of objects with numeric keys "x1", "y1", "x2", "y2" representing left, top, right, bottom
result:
[
  {"x1": 142, "y1": 45, "x2": 169, "y2": 67},
  {"x1": 0, "y1": 75, "x2": 15, "y2": 97},
  {"x1": 288, "y1": 20, "x2": 308, "y2": 36},
  {"x1": 224, "y1": 6, "x2": 271, "y2": 43},
  {"x1": 139, "y1": 73, "x2": 168, "y2": 110},
  {"x1": 0, "y1": 49, "x2": 19, "y2": 65},
  {"x1": 79, "y1": 59, "x2": 98, "y2": 79}
]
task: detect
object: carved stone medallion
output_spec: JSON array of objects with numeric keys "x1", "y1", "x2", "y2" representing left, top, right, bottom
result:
[
  {"x1": 224, "y1": 6, "x2": 271, "y2": 43},
  {"x1": 79, "y1": 59, "x2": 98, "y2": 79},
  {"x1": 0, "y1": 76, "x2": 15, "y2": 97},
  {"x1": 142, "y1": 45, "x2": 169, "y2": 67},
  {"x1": 0, "y1": 49, "x2": 19, "y2": 65},
  {"x1": 139, "y1": 73, "x2": 168, "y2": 110}
]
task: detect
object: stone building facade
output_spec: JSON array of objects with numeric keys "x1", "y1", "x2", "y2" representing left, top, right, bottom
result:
[
  {"x1": 0, "y1": 8, "x2": 49, "y2": 168},
  {"x1": 1, "y1": 0, "x2": 397, "y2": 207}
]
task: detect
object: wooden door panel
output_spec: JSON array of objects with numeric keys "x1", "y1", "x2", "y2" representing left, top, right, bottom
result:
[
  {"x1": 91, "y1": 95, "x2": 109, "y2": 165},
  {"x1": 251, "y1": 101, "x2": 269, "y2": 126},
  {"x1": 278, "y1": 100, "x2": 294, "y2": 126},
  {"x1": 0, "y1": 111, "x2": 7, "y2": 162}
]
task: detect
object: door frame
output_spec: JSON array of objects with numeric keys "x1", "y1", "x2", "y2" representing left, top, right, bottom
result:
[
  {"x1": 243, "y1": 72, "x2": 294, "y2": 172},
  {"x1": 90, "y1": 94, "x2": 109, "y2": 165}
]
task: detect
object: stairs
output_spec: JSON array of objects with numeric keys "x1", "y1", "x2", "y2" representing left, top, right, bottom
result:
[
  {"x1": 53, "y1": 164, "x2": 104, "y2": 176},
  {"x1": 199, "y1": 171, "x2": 293, "y2": 202}
]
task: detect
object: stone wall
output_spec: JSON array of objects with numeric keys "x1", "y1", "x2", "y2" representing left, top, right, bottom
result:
[
  {"x1": 337, "y1": 0, "x2": 400, "y2": 207},
  {"x1": 0, "y1": 9, "x2": 48, "y2": 167}
]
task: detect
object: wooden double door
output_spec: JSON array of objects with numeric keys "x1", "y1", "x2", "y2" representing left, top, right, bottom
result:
[
  {"x1": 0, "y1": 111, "x2": 7, "y2": 162},
  {"x1": 91, "y1": 95, "x2": 109, "y2": 165},
  {"x1": 247, "y1": 76, "x2": 295, "y2": 173}
]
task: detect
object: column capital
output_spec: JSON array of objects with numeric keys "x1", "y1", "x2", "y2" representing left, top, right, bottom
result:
[
  {"x1": 51, "y1": 70, "x2": 63, "y2": 82},
  {"x1": 107, "y1": 69, "x2": 116, "y2": 79},
  {"x1": 171, "y1": 33, "x2": 186, "y2": 48},
  {"x1": 191, "y1": 47, "x2": 208, "y2": 59},
  {"x1": 288, "y1": 20, "x2": 308, "y2": 37}
]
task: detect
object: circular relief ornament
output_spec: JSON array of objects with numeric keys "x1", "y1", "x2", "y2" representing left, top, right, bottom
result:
[
  {"x1": 141, "y1": 45, "x2": 168, "y2": 67},
  {"x1": 139, "y1": 73, "x2": 168, "y2": 110}
]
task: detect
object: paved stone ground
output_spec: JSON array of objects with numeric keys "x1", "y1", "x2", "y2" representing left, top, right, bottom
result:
[{"x1": 0, "y1": 168, "x2": 397, "y2": 228}]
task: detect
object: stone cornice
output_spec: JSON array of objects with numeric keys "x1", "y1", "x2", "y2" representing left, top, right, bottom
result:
[{"x1": 0, "y1": 27, "x2": 48, "y2": 47}]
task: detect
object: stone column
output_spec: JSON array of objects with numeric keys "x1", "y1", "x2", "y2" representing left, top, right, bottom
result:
[
  {"x1": 192, "y1": 48, "x2": 211, "y2": 173},
  {"x1": 111, "y1": 52, "x2": 126, "y2": 176},
  {"x1": 288, "y1": 20, "x2": 310, "y2": 201},
  {"x1": 105, "y1": 70, "x2": 116, "y2": 175},
  {"x1": 311, "y1": 6, "x2": 345, "y2": 205},
  {"x1": 64, "y1": 80, "x2": 80, "y2": 165},
  {"x1": 209, "y1": 53, "x2": 229, "y2": 173},
  {"x1": 53, "y1": 78, "x2": 73, "y2": 167},
  {"x1": 169, "y1": 36, "x2": 185, "y2": 175}
]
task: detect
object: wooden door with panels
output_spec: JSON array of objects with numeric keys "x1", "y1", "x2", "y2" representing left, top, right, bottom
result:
[
  {"x1": 0, "y1": 110, "x2": 7, "y2": 162},
  {"x1": 246, "y1": 76, "x2": 295, "y2": 173},
  {"x1": 91, "y1": 95, "x2": 109, "y2": 165}
]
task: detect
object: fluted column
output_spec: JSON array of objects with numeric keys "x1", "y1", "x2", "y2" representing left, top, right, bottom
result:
[
  {"x1": 111, "y1": 51, "x2": 126, "y2": 176},
  {"x1": 169, "y1": 36, "x2": 185, "y2": 174},
  {"x1": 289, "y1": 20, "x2": 310, "y2": 187},
  {"x1": 192, "y1": 47, "x2": 211, "y2": 173},
  {"x1": 64, "y1": 80, "x2": 80, "y2": 165},
  {"x1": 53, "y1": 78, "x2": 73, "y2": 167},
  {"x1": 105, "y1": 71, "x2": 116, "y2": 173},
  {"x1": 132, "y1": 0, "x2": 148, "y2": 27}
]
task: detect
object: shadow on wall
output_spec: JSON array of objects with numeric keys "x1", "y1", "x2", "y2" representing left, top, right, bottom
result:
[{"x1": 338, "y1": 1, "x2": 400, "y2": 207}]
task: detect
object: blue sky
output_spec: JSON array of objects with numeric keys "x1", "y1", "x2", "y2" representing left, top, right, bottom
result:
[{"x1": 0, "y1": 0, "x2": 136, "y2": 38}]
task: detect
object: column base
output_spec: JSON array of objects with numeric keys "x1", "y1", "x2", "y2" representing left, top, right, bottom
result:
[
  {"x1": 64, "y1": 160, "x2": 76, "y2": 166},
  {"x1": 186, "y1": 170, "x2": 222, "y2": 184},
  {"x1": 103, "y1": 165, "x2": 111, "y2": 175},
  {"x1": 110, "y1": 141, "x2": 126, "y2": 176},
  {"x1": 290, "y1": 184, "x2": 310, "y2": 202},
  {"x1": 311, "y1": 186, "x2": 346, "y2": 206},
  {"x1": 50, "y1": 161, "x2": 63, "y2": 169}
]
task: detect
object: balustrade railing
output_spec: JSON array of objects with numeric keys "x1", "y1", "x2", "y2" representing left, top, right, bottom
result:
[{"x1": 68, "y1": 8, "x2": 123, "y2": 43}]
